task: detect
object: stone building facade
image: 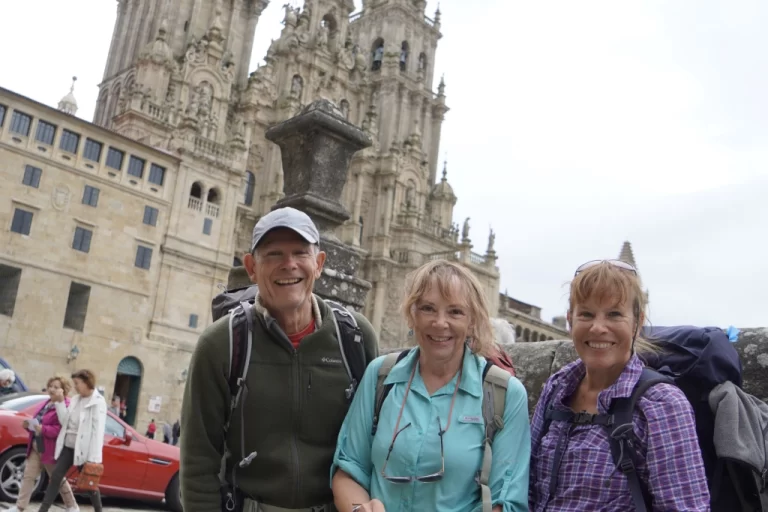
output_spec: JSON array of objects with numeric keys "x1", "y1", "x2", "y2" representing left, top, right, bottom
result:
[{"x1": 0, "y1": 0, "x2": 561, "y2": 429}]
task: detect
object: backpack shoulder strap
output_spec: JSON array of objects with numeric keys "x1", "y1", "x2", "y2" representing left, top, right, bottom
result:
[
  {"x1": 326, "y1": 300, "x2": 366, "y2": 401},
  {"x1": 371, "y1": 350, "x2": 410, "y2": 436},
  {"x1": 220, "y1": 302, "x2": 256, "y2": 506},
  {"x1": 478, "y1": 361, "x2": 510, "y2": 512},
  {"x1": 606, "y1": 367, "x2": 672, "y2": 512}
]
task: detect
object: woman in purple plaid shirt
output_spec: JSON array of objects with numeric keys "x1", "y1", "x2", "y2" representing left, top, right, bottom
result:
[{"x1": 529, "y1": 260, "x2": 710, "y2": 511}]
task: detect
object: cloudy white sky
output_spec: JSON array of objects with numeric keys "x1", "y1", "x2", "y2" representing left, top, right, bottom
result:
[{"x1": 1, "y1": 0, "x2": 765, "y2": 328}]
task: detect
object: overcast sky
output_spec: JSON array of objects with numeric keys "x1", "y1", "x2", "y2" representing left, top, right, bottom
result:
[{"x1": 1, "y1": 0, "x2": 765, "y2": 328}]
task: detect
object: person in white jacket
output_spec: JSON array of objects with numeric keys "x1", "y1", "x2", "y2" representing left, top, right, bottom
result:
[{"x1": 37, "y1": 369, "x2": 107, "y2": 512}]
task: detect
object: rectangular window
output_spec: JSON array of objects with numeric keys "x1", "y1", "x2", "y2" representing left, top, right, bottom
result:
[
  {"x1": 106, "y1": 147, "x2": 124, "y2": 170},
  {"x1": 0, "y1": 264, "x2": 22, "y2": 317},
  {"x1": 10, "y1": 208, "x2": 33, "y2": 235},
  {"x1": 22, "y1": 165, "x2": 42, "y2": 188},
  {"x1": 82, "y1": 185, "x2": 100, "y2": 207},
  {"x1": 83, "y1": 139, "x2": 103, "y2": 162},
  {"x1": 203, "y1": 217, "x2": 213, "y2": 235},
  {"x1": 127, "y1": 156, "x2": 145, "y2": 178},
  {"x1": 135, "y1": 246, "x2": 153, "y2": 270},
  {"x1": 9, "y1": 111, "x2": 32, "y2": 136},
  {"x1": 59, "y1": 129, "x2": 80, "y2": 154},
  {"x1": 143, "y1": 206, "x2": 159, "y2": 227},
  {"x1": 148, "y1": 163, "x2": 165, "y2": 186},
  {"x1": 189, "y1": 314, "x2": 198, "y2": 329},
  {"x1": 35, "y1": 120, "x2": 56, "y2": 145},
  {"x1": 0, "y1": 104, "x2": 6, "y2": 127},
  {"x1": 63, "y1": 282, "x2": 90, "y2": 331},
  {"x1": 72, "y1": 226, "x2": 93, "y2": 253}
]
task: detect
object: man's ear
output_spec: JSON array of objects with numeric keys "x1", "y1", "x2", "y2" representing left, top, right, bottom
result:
[
  {"x1": 243, "y1": 252, "x2": 258, "y2": 284},
  {"x1": 314, "y1": 250, "x2": 326, "y2": 277}
]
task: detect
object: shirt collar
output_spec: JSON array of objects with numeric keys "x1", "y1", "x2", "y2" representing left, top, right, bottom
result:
[
  {"x1": 551, "y1": 354, "x2": 644, "y2": 414},
  {"x1": 384, "y1": 345, "x2": 483, "y2": 398}
]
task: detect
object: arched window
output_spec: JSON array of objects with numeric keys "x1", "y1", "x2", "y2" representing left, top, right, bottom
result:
[
  {"x1": 339, "y1": 99, "x2": 350, "y2": 119},
  {"x1": 189, "y1": 181, "x2": 204, "y2": 211},
  {"x1": 400, "y1": 41, "x2": 409, "y2": 72},
  {"x1": 207, "y1": 187, "x2": 220, "y2": 204},
  {"x1": 515, "y1": 325, "x2": 522, "y2": 339},
  {"x1": 243, "y1": 171, "x2": 255, "y2": 206},
  {"x1": 320, "y1": 14, "x2": 338, "y2": 33},
  {"x1": 523, "y1": 328, "x2": 530, "y2": 342},
  {"x1": 190, "y1": 182, "x2": 203, "y2": 198},
  {"x1": 359, "y1": 216, "x2": 364, "y2": 245},
  {"x1": 371, "y1": 38, "x2": 384, "y2": 71},
  {"x1": 531, "y1": 332, "x2": 539, "y2": 342}
]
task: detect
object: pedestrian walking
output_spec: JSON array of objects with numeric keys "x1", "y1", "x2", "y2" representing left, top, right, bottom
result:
[
  {"x1": 7, "y1": 375, "x2": 78, "y2": 512},
  {"x1": 37, "y1": 369, "x2": 106, "y2": 512}
]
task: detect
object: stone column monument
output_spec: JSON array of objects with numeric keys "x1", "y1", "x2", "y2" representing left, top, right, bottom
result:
[{"x1": 265, "y1": 100, "x2": 373, "y2": 310}]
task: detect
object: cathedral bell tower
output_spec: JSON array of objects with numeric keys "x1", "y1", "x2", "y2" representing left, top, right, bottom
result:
[
  {"x1": 94, "y1": 0, "x2": 270, "y2": 139},
  {"x1": 349, "y1": 0, "x2": 448, "y2": 185}
]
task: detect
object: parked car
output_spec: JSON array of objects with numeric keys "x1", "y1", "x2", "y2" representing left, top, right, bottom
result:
[
  {"x1": 0, "y1": 358, "x2": 28, "y2": 393},
  {"x1": 0, "y1": 393, "x2": 181, "y2": 511}
]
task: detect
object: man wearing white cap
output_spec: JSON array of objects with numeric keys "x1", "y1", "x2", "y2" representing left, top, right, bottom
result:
[{"x1": 181, "y1": 207, "x2": 379, "y2": 512}]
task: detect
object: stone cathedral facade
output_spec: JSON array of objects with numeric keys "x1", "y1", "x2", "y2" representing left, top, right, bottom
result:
[
  {"x1": 93, "y1": 0, "x2": 501, "y2": 348},
  {"x1": 0, "y1": 0, "x2": 563, "y2": 430}
]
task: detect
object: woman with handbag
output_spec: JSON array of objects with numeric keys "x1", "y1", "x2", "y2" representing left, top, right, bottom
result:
[
  {"x1": 7, "y1": 375, "x2": 78, "y2": 512},
  {"x1": 38, "y1": 369, "x2": 107, "y2": 512}
]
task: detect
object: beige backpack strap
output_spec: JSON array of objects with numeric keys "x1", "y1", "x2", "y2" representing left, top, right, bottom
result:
[{"x1": 479, "y1": 364, "x2": 510, "y2": 512}]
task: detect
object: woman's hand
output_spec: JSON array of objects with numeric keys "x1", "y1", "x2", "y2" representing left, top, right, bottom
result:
[
  {"x1": 50, "y1": 388, "x2": 65, "y2": 402},
  {"x1": 34, "y1": 425, "x2": 42, "y2": 434},
  {"x1": 22, "y1": 420, "x2": 29, "y2": 429},
  {"x1": 354, "y1": 499, "x2": 386, "y2": 512}
]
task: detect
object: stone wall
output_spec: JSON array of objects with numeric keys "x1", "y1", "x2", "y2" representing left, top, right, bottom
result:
[{"x1": 505, "y1": 328, "x2": 768, "y2": 416}]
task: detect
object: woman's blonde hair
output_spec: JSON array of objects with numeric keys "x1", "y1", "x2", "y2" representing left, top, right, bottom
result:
[
  {"x1": 47, "y1": 375, "x2": 72, "y2": 396},
  {"x1": 569, "y1": 261, "x2": 658, "y2": 355},
  {"x1": 402, "y1": 259, "x2": 495, "y2": 357}
]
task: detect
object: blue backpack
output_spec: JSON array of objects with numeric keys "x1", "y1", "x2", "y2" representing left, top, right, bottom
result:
[{"x1": 540, "y1": 326, "x2": 765, "y2": 512}]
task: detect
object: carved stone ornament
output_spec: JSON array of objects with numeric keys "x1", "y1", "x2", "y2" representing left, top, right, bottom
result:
[{"x1": 51, "y1": 184, "x2": 71, "y2": 211}]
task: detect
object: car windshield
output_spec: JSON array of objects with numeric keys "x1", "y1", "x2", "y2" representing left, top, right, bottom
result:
[{"x1": 0, "y1": 394, "x2": 47, "y2": 412}]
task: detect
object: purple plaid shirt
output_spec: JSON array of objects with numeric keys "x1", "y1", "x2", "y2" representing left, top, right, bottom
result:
[{"x1": 529, "y1": 355, "x2": 710, "y2": 511}]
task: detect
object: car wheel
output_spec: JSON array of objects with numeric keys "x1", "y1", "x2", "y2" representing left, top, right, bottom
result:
[
  {"x1": 165, "y1": 473, "x2": 182, "y2": 512},
  {"x1": 0, "y1": 447, "x2": 47, "y2": 502}
]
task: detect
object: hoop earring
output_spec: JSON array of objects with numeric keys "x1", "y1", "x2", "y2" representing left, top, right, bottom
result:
[{"x1": 408, "y1": 329, "x2": 414, "y2": 337}]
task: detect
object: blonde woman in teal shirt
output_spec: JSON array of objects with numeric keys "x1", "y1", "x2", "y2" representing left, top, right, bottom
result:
[{"x1": 331, "y1": 260, "x2": 531, "y2": 512}]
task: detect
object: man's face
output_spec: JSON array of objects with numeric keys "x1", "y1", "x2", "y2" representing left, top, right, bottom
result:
[{"x1": 244, "y1": 229, "x2": 326, "y2": 315}]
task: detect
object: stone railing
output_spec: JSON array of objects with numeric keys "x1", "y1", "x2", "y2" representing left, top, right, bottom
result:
[
  {"x1": 206, "y1": 203, "x2": 220, "y2": 218},
  {"x1": 502, "y1": 328, "x2": 768, "y2": 416},
  {"x1": 428, "y1": 250, "x2": 460, "y2": 262},
  {"x1": 188, "y1": 196, "x2": 202, "y2": 211},
  {"x1": 470, "y1": 251, "x2": 485, "y2": 265},
  {"x1": 194, "y1": 136, "x2": 231, "y2": 165}
]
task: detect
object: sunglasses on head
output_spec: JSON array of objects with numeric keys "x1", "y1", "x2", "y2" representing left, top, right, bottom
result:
[{"x1": 574, "y1": 259, "x2": 637, "y2": 277}]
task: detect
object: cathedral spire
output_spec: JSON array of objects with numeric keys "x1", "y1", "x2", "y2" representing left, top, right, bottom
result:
[
  {"x1": 618, "y1": 240, "x2": 637, "y2": 268},
  {"x1": 57, "y1": 76, "x2": 78, "y2": 116}
]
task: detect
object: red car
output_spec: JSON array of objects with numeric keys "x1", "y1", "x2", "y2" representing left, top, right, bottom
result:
[{"x1": 0, "y1": 392, "x2": 181, "y2": 511}]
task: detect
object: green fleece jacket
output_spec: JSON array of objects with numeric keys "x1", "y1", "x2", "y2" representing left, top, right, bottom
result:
[{"x1": 180, "y1": 295, "x2": 378, "y2": 511}]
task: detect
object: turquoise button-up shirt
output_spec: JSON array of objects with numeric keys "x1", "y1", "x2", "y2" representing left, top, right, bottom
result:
[{"x1": 332, "y1": 346, "x2": 530, "y2": 512}]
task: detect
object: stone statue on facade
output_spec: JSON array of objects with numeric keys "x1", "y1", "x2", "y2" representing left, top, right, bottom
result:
[
  {"x1": 487, "y1": 228, "x2": 495, "y2": 253},
  {"x1": 290, "y1": 75, "x2": 303, "y2": 98},
  {"x1": 462, "y1": 217, "x2": 470, "y2": 242}
]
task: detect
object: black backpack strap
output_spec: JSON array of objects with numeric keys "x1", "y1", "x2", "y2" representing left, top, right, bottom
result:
[
  {"x1": 606, "y1": 367, "x2": 672, "y2": 512},
  {"x1": 372, "y1": 350, "x2": 410, "y2": 436},
  {"x1": 326, "y1": 300, "x2": 366, "y2": 401},
  {"x1": 220, "y1": 302, "x2": 257, "y2": 511}
]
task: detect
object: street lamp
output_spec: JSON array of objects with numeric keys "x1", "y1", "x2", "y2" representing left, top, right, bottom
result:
[{"x1": 67, "y1": 345, "x2": 80, "y2": 362}]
